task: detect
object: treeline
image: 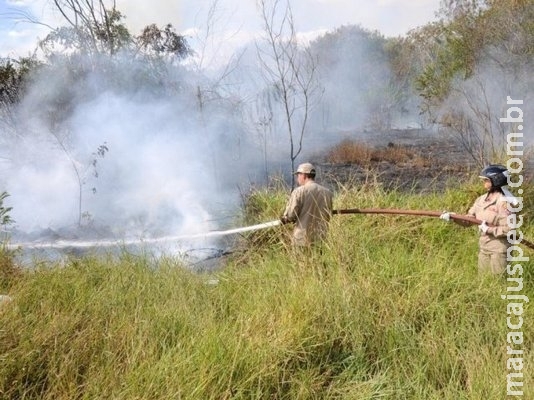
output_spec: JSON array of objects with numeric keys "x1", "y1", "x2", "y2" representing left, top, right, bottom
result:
[
  {"x1": 306, "y1": 0, "x2": 533, "y2": 165},
  {"x1": 2, "y1": 1, "x2": 531, "y2": 157},
  {"x1": 0, "y1": 0, "x2": 532, "y2": 232}
]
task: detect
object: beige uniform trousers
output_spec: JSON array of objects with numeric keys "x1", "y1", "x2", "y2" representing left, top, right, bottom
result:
[{"x1": 478, "y1": 236, "x2": 508, "y2": 274}]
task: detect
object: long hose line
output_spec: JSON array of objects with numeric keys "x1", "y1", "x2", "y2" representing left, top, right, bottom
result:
[{"x1": 333, "y1": 208, "x2": 534, "y2": 251}]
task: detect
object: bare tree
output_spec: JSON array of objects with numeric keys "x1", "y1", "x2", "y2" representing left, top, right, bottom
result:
[
  {"x1": 46, "y1": 0, "x2": 131, "y2": 56},
  {"x1": 190, "y1": 0, "x2": 247, "y2": 112},
  {"x1": 256, "y1": 0, "x2": 321, "y2": 188},
  {"x1": 437, "y1": 65, "x2": 523, "y2": 168},
  {"x1": 249, "y1": 89, "x2": 275, "y2": 179},
  {"x1": 47, "y1": 123, "x2": 108, "y2": 227}
]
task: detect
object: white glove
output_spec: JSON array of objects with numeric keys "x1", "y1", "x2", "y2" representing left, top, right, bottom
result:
[
  {"x1": 440, "y1": 211, "x2": 455, "y2": 222},
  {"x1": 478, "y1": 220, "x2": 489, "y2": 234}
]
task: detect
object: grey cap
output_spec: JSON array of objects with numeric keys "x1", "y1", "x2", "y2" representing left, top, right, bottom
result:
[{"x1": 295, "y1": 162, "x2": 315, "y2": 174}]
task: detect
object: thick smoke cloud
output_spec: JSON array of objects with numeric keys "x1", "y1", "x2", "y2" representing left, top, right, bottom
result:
[
  {"x1": 2, "y1": 54, "x2": 268, "y2": 241},
  {"x1": 0, "y1": 24, "x2": 424, "y2": 245}
]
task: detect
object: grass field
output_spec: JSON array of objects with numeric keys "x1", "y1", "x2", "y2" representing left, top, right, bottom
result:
[{"x1": 1, "y1": 179, "x2": 532, "y2": 399}]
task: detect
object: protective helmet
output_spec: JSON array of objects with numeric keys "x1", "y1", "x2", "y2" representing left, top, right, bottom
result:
[{"x1": 479, "y1": 164, "x2": 508, "y2": 188}]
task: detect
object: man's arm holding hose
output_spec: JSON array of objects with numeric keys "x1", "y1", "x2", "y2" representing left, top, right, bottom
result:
[{"x1": 280, "y1": 189, "x2": 302, "y2": 224}]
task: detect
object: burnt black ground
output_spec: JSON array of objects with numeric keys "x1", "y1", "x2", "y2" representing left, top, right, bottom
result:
[{"x1": 313, "y1": 129, "x2": 508, "y2": 193}]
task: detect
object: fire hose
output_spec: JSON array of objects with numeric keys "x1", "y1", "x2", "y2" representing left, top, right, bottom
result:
[{"x1": 332, "y1": 208, "x2": 534, "y2": 250}]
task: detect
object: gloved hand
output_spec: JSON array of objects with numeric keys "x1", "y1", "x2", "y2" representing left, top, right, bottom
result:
[
  {"x1": 478, "y1": 220, "x2": 489, "y2": 234},
  {"x1": 439, "y1": 211, "x2": 455, "y2": 222}
]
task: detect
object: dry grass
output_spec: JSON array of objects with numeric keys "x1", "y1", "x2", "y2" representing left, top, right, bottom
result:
[
  {"x1": 0, "y1": 246, "x2": 21, "y2": 291},
  {"x1": 325, "y1": 139, "x2": 430, "y2": 168},
  {"x1": 1, "y1": 183, "x2": 533, "y2": 399}
]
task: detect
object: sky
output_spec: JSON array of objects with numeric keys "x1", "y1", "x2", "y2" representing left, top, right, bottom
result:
[{"x1": 0, "y1": 0, "x2": 443, "y2": 58}]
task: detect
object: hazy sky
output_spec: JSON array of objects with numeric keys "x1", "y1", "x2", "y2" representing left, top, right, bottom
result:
[{"x1": 0, "y1": 0, "x2": 442, "y2": 57}]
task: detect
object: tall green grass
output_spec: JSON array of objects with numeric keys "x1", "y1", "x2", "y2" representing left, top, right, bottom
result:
[{"x1": 1, "y1": 181, "x2": 532, "y2": 399}]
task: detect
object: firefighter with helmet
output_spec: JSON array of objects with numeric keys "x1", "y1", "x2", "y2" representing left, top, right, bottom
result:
[{"x1": 441, "y1": 164, "x2": 517, "y2": 274}]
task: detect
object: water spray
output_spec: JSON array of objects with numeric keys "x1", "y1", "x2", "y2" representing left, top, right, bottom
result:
[
  {"x1": 5, "y1": 219, "x2": 283, "y2": 269},
  {"x1": 7, "y1": 220, "x2": 282, "y2": 250}
]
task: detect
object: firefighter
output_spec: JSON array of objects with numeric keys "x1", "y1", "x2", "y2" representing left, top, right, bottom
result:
[
  {"x1": 441, "y1": 164, "x2": 516, "y2": 274},
  {"x1": 281, "y1": 162, "x2": 333, "y2": 248}
]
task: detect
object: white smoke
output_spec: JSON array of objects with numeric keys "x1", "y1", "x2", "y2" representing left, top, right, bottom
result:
[
  {"x1": 436, "y1": 47, "x2": 534, "y2": 163},
  {"x1": 1, "y1": 53, "x2": 267, "y2": 241}
]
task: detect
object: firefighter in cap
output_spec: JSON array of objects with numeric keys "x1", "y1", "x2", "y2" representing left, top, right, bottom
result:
[
  {"x1": 281, "y1": 162, "x2": 333, "y2": 247},
  {"x1": 441, "y1": 164, "x2": 517, "y2": 274}
]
